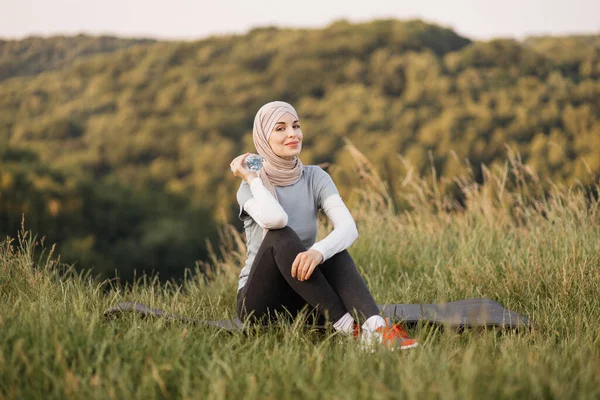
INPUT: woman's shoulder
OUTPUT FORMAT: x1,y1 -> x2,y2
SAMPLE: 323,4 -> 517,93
302,164 -> 328,176
302,164 -> 335,188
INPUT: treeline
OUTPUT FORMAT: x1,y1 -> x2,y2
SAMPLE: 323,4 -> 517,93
0,147 -> 217,280
0,19 -> 599,280
0,35 -> 155,81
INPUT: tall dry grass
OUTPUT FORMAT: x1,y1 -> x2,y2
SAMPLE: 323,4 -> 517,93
1,143 -> 599,399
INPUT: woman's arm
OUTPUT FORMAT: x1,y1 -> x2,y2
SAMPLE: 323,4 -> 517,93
309,194 -> 358,263
241,177 -> 288,229
232,153 -> 288,229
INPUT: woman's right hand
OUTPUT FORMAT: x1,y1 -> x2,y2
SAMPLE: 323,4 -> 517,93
230,153 -> 258,183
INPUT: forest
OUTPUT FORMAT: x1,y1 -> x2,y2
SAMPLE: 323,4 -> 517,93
1,19 -> 599,280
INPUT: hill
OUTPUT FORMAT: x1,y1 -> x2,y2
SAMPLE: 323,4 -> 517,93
0,19 -> 599,280
0,34 -> 155,81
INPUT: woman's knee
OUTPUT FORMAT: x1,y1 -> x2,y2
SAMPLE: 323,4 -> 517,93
265,226 -> 304,248
266,225 -> 295,237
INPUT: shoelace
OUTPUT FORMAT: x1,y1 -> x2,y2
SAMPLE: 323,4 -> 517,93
352,319 -> 410,339
352,320 -> 418,351
376,319 -> 410,341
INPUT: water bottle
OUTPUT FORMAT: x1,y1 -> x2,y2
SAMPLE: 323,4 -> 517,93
244,154 -> 264,172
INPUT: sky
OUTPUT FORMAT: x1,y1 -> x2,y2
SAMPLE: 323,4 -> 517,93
1,0 -> 599,41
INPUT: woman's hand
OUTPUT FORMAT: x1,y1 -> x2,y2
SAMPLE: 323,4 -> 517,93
230,153 -> 258,184
291,249 -> 324,281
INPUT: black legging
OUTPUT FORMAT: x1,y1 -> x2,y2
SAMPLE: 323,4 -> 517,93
236,226 -> 380,327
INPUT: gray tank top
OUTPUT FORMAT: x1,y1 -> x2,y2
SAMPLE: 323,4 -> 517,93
236,165 -> 339,291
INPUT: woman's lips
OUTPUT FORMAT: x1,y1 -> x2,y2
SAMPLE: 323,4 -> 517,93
285,142 -> 299,147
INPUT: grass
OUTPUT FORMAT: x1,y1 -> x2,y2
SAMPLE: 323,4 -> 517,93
1,146 -> 600,399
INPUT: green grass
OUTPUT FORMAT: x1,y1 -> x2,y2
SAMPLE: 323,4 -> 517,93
2,153 -> 600,399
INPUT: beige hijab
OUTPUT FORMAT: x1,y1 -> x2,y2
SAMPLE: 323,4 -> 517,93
252,101 -> 304,236
253,101 -> 304,200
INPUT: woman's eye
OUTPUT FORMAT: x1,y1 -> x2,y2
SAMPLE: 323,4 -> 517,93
294,125 -> 300,129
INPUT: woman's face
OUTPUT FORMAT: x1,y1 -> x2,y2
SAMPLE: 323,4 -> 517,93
268,112 -> 303,160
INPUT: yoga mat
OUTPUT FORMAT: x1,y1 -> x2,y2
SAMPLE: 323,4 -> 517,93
103,298 -> 532,331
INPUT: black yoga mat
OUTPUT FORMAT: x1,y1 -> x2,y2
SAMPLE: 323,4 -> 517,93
103,298 -> 532,331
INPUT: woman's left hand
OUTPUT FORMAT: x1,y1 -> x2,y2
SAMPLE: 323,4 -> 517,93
291,250 -> 324,281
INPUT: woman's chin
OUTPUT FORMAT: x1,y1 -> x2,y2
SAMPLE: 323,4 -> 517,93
279,149 -> 301,160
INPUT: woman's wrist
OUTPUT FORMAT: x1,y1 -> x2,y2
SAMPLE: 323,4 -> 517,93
245,172 -> 259,184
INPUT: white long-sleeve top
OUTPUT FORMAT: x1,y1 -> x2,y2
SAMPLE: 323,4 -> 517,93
242,176 -> 358,264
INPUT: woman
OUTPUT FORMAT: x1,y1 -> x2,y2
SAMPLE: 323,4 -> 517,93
230,101 -> 418,350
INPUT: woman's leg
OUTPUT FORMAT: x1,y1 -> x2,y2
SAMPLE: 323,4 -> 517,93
318,249 -> 381,325
236,226 -> 348,326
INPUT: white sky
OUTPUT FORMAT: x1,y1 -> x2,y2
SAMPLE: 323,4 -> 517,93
1,0 -> 599,41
